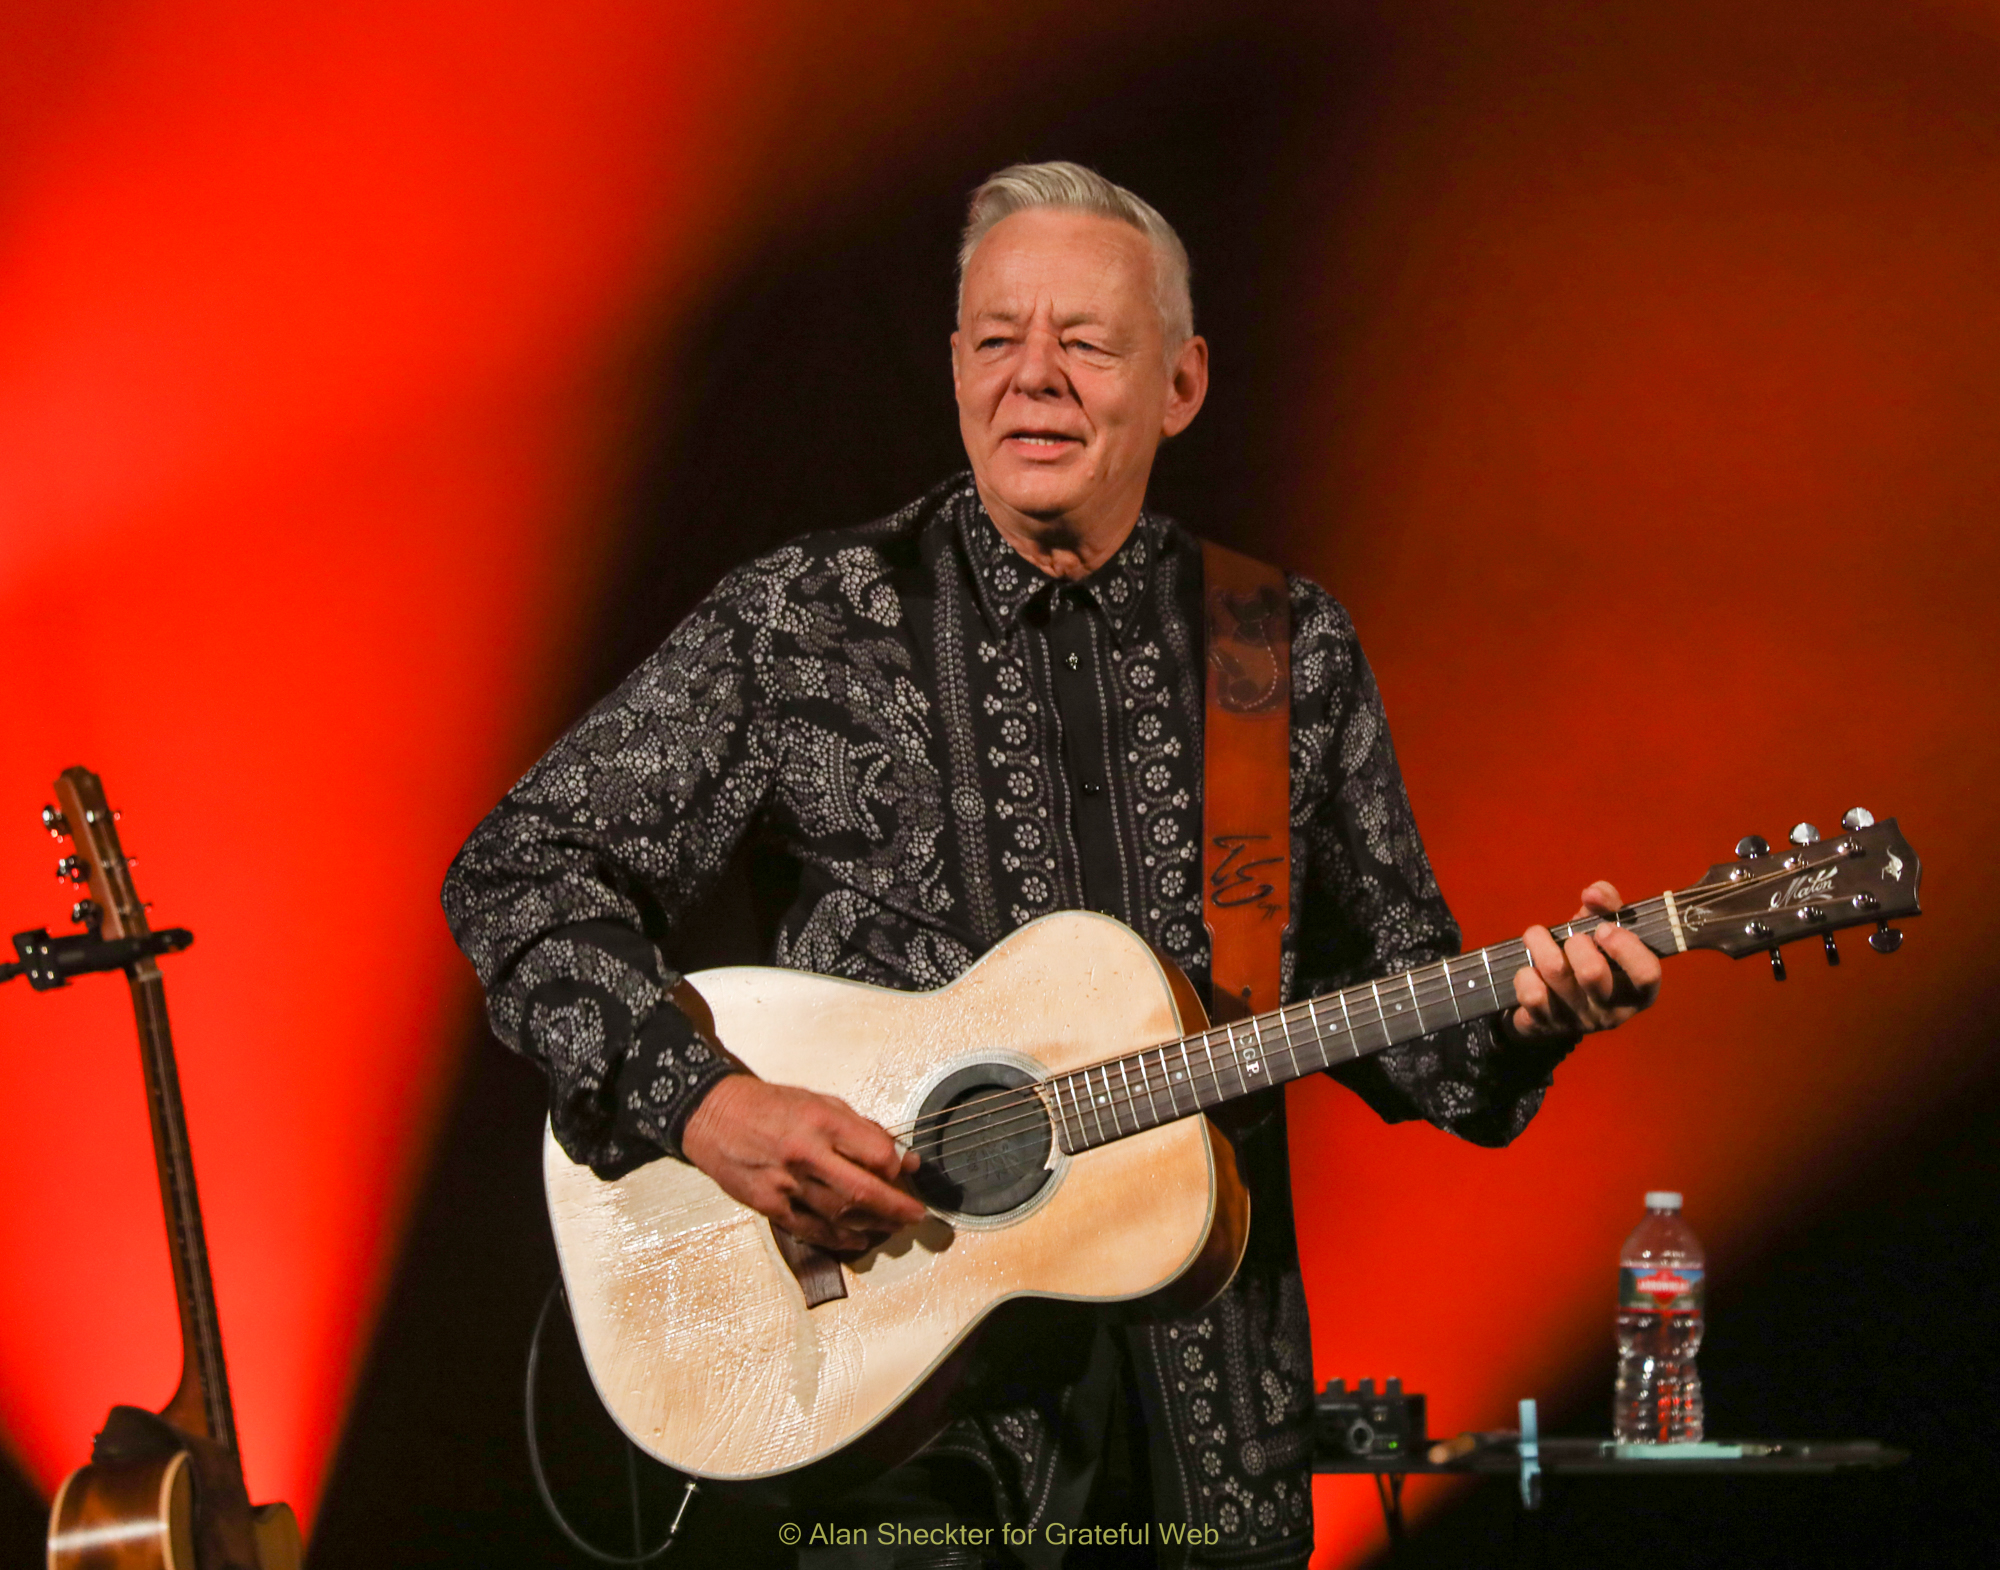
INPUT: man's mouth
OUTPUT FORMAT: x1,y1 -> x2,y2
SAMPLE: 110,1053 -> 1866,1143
1006,431 -> 1081,450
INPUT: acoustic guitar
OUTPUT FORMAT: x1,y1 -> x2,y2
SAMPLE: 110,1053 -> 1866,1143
32,769 -> 301,1570
544,811 -> 1920,1497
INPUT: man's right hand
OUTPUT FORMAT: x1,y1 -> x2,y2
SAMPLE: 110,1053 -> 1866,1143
679,1074 -> 925,1253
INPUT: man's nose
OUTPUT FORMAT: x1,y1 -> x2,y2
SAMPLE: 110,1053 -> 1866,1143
1011,328 -> 1068,397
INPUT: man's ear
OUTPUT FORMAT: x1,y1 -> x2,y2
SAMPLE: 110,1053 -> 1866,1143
949,331 -> 962,402
1161,334 -> 1210,438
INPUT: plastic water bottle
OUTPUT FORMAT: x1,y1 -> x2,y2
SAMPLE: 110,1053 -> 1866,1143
1613,1191 -> 1705,1443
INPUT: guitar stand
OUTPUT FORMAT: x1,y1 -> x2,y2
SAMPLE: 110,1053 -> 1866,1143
1,925 -> 193,989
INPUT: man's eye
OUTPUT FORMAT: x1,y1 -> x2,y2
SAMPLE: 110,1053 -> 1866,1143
979,336 -> 1011,350
1067,339 -> 1107,355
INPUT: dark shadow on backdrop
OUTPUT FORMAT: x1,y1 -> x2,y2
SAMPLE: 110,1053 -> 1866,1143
1,1455 -> 42,1563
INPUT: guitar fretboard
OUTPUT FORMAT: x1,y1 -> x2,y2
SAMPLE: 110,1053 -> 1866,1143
1043,896 -> 1683,1155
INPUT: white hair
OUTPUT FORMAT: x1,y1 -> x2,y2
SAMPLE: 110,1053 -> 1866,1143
956,160 -> 1195,354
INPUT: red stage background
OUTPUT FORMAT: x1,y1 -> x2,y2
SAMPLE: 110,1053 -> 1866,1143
2,2 -> 1997,1564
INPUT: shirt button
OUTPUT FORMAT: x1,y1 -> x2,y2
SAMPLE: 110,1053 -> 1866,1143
1081,781 -> 1103,797
1065,652 -> 1080,670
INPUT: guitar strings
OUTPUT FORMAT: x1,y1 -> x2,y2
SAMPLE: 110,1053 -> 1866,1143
892,879 -> 1818,1170
888,924 -> 1626,1167
882,849 -> 1853,1167
921,869 -> 1860,1172
878,899 -> 1679,1147
881,844 -> 1848,1146
875,923 -> 1574,1143
883,909 -> 1681,1154
909,932 -> 1635,1167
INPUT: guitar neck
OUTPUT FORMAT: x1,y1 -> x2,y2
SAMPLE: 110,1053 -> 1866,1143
53,767 -> 240,1456
1044,894 -> 1685,1155
128,958 -> 240,1453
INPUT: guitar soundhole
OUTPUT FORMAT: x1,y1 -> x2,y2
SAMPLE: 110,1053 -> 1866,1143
909,1063 -> 1053,1218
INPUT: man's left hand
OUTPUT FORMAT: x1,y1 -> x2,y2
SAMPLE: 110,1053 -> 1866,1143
1503,880 -> 1662,1044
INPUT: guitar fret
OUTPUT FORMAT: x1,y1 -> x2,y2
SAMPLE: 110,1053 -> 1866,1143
1277,1008 -> 1303,1078
1116,1058 -> 1137,1135
1082,1070 -> 1106,1147
1137,1052 -> 1162,1128
1406,970 -> 1425,1033
1337,989 -> 1356,1056
1177,1040 -> 1196,1114
1443,957 -> 1463,1024
1040,1082 -> 1065,1155
1369,978 -> 1391,1044
1199,1032 -> 1220,1111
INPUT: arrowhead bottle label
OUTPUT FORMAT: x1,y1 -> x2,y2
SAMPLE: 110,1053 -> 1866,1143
1620,1266 -> 1704,1313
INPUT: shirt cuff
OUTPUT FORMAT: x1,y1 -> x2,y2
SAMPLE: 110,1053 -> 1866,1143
598,1004 -> 743,1176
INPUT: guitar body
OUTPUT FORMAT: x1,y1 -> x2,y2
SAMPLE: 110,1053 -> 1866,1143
48,1445 -> 300,1570
47,1451 -> 193,1570
546,912 -> 1251,1494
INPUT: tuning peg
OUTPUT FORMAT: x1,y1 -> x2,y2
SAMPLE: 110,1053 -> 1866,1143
1788,823 -> 1820,847
41,805 -> 69,839
1770,948 -> 1787,981
1735,835 -> 1770,859
1823,933 -> 1840,966
70,899 -> 101,934
55,855 -> 85,883
1869,921 -> 1903,955
1841,807 -> 1875,831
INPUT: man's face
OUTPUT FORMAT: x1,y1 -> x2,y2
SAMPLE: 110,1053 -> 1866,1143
953,209 -> 1206,545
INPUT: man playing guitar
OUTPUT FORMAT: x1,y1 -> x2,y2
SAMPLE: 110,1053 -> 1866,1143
443,160 -> 1660,1567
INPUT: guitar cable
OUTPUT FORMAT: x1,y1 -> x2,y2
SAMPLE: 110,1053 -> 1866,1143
527,1279 -> 698,1563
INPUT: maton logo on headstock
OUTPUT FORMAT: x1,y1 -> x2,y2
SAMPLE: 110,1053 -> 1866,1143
1769,866 -> 1838,911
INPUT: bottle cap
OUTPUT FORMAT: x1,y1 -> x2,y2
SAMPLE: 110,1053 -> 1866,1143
1644,1190 -> 1683,1210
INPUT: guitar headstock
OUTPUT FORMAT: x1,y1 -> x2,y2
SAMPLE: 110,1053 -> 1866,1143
45,767 -> 149,941
1673,810 -> 1919,971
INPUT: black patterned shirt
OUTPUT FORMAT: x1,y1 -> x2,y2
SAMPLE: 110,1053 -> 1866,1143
442,476 -> 1568,1566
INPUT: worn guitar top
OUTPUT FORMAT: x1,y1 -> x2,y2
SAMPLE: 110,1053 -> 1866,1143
442,476 -> 1570,1564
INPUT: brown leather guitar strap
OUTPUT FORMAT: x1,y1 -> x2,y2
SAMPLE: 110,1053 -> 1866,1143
1200,540 -> 1292,1020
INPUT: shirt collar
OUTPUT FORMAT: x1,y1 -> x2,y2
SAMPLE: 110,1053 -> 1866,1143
952,483 -> 1164,646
